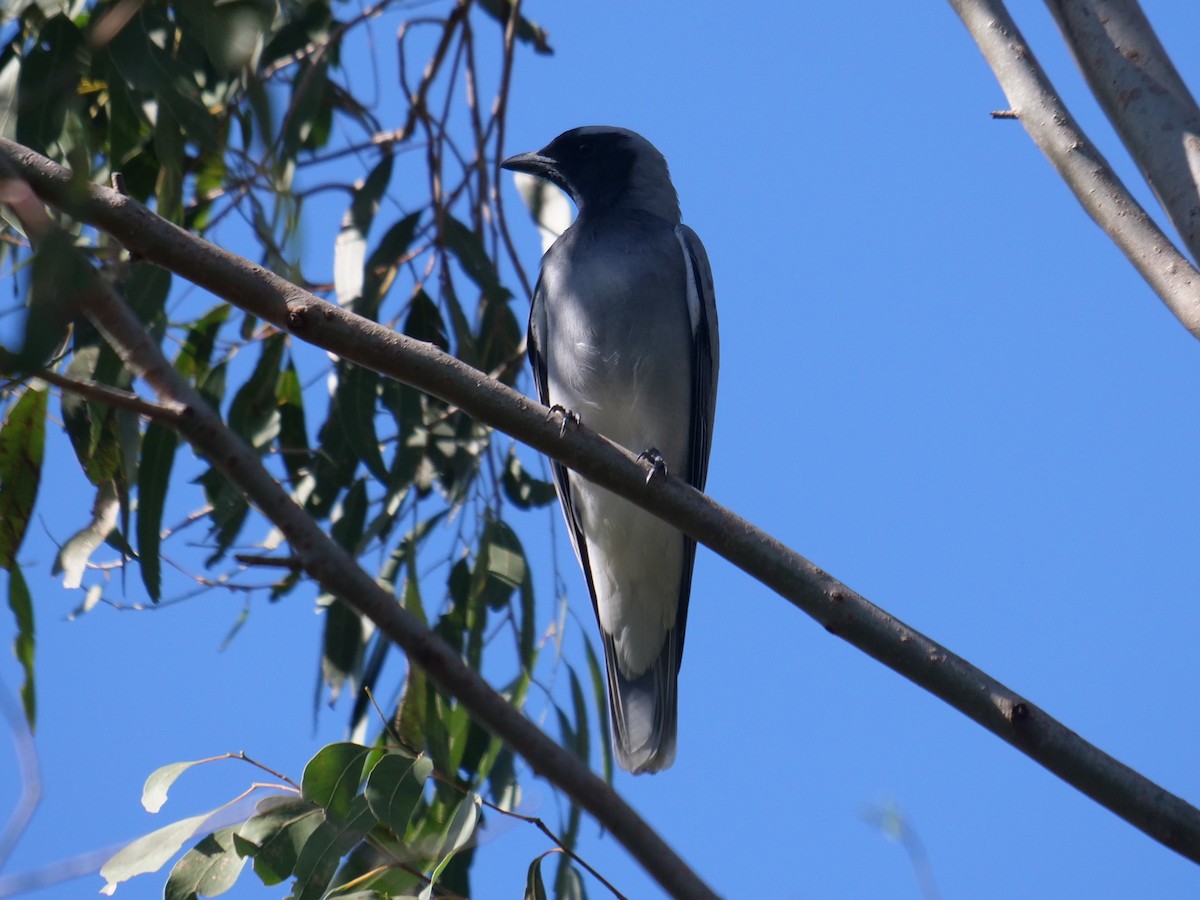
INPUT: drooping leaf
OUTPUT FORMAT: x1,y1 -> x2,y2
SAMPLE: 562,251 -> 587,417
319,594 -> 367,707
475,0 -> 553,54
524,853 -> 551,900
228,332 -> 286,452
143,757 -> 219,814
335,152 -> 394,308
100,808 -> 224,895
289,793 -> 376,900
553,858 -> 586,900
153,105 -> 185,224
163,825 -> 247,900
125,261 -> 172,331
281,57 -> 332,156
361,212 -> 421,317
233,796 -> 323,887
175,304 -> 231,387
474,517 -> 527,611
501,446 -> 556,510
106,10 -> 221,153
0,384 -> 47,569
7,564 -> 34,729
301,742 -> 373,820
334,363 -> 387,481
15,14 -> 84,155
443,215 -> 509,304
566,664 -> 590,768
420,793 -> 480,900
197,466 -> 249,564
11,229 -> 84,372
487,746 -> 520,814
176,1 -> 273,74
582,637 -> 613,784
363,751 -> 427,835
137,421 -> 178,601
275,357 -> 310,487
401,287 -> 449,351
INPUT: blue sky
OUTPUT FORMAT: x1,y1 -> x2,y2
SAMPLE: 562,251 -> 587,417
4,1 -> 1200,898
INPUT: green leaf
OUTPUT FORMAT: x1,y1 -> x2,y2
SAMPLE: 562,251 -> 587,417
153,105 -> 185,224
502,446 -> 556,509
164,825 -> 247,900
7,564 -> 34,729
475,0 -> 553,54
228,333 -> 286,452
137,421 -> 178,601
143,757 -> 218,814
100,808 -> 224,894
10,229 -> 84,372
524,853 -> 550,900
443,216 -> 510,303
301,743 -> 373,820
196,465 -> 249,564
554,858 -> 586,900
319,595 -> 367,706
475,518 -> 527,611
363,751 -> 427,835
0,384 -> 47,569
487,746 -> 520,813
175,304 -> 231,385
361,212 -> 421,317
281,57 -> 331,156
275,357 -> 310,487
420,794 -> 480,900
107,10 -> 221,153
335,153 -> 394,308
401,288 -> 449,351
582,637 -> 613,784
15,14 -> 84,154
289,793 -> 376,900
126,261 -> 172,331
176,1 -> 273,73
234,796 -> 323,886
334,363 -> 387,481
566,664 -> 590,767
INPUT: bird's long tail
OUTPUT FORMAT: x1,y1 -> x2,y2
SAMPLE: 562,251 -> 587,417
604,628 -> 680,774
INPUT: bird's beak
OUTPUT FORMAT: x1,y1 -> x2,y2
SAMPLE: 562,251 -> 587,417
500,150 -> 557,180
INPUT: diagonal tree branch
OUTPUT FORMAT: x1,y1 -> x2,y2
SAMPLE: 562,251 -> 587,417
3,138 -> 1200,866
1043,0 -> 1200,262
0,165 -> 718,900
949,0 -> 1200,337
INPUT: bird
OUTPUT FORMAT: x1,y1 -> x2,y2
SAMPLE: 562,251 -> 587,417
502,127 -> 719,773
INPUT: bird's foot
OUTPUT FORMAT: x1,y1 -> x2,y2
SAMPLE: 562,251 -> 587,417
547,403 -> 580,437
637,447 -> 668,484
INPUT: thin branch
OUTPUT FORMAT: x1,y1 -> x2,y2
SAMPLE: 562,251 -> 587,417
0,676 -> 40,869
1043,0 -> 1200,260
37,369 -> 181,423
948,0 -> 1200,336
0,156 -> 719,900
4,137 -> 1198,866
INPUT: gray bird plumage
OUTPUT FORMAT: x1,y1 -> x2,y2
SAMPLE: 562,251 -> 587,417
503,127 -> 719,773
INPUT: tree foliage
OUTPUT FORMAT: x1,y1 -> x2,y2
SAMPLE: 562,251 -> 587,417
0,0 -> 606,896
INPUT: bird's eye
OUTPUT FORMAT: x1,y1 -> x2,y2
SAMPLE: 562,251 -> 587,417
577,142 -> 593,157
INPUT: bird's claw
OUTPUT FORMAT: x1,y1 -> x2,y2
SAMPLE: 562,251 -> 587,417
547,403 -> 580,437
637,447 -> 668,484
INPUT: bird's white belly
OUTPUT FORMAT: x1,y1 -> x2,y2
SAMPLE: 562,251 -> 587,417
549,350 -> 689,678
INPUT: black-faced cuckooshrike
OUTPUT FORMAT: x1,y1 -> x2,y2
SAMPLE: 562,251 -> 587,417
503,127 -> 719,773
